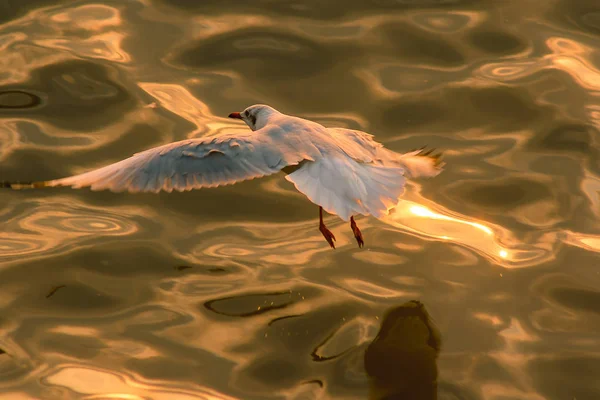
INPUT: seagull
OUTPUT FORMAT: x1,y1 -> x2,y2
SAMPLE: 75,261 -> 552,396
2,104 -> 443,249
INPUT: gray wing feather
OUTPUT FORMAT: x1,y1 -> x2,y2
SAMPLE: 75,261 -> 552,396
48,129 -> 310,193
327,127 -> 390,164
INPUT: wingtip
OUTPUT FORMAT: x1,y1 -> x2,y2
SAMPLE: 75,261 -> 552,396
0,181 -> 48,190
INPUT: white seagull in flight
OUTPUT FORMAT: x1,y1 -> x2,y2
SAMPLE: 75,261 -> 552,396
2,104 -> 443,249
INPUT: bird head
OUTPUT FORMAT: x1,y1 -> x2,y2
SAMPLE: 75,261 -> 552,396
228,104 -> 279,131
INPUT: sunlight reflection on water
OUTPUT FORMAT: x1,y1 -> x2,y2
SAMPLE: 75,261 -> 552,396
44,365 -> 236,399
383,199 -> 555,269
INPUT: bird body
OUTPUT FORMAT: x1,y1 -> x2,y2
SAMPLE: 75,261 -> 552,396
2,104 -> 443,248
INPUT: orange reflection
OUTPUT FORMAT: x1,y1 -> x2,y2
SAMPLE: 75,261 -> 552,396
36,5 -> 130,62
382,200 -> 554,269
408,10 -> 482,33
0,4 -> 130,86
0,394 -> 39,400
545,37 -> 600,91
138,82 -> 245,138
588,105 -> 600,131
473,312 -> 504,327
49,5 -> 121,31
478,36 -> 600,93
44,365 -> 236,399
564,230 -> 600,253
580,168 -> 600,218
483,319 -> 542,400
338,278 -> 420,299
477,61 -> 540,82
35,31 -> 130,63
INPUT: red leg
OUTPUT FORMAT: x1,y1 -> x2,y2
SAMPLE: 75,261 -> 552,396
319,206 -> 336,249
350,216 -> 364,248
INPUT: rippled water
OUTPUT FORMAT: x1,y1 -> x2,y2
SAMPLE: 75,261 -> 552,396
1,0 -> 599,399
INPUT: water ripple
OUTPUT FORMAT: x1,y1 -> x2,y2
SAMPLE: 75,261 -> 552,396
0,0 -> 599,398
0,197 -> 144,266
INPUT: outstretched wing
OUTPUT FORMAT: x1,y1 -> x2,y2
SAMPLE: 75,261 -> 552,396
37,128 -> 315,193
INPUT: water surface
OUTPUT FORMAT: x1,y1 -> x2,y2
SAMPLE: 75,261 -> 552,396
1,0 -> 600,399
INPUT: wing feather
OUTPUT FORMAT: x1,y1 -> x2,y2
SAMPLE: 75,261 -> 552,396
46,128 -> 314,193
328,127 -> 444,178
327,127 -> 388,164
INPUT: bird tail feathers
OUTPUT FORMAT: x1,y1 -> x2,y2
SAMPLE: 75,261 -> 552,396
395,147 -> 444,179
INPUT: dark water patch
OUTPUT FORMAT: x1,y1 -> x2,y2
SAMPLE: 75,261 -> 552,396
468,87 -> 541,127
377,21 -> 465,67
4,60 -> 137,130
381,99 -> 446,132
529,356 -> 600,400
0,90 -> 42,109
377,85 -> 549,136
467,30 -> 526,55
158,0 -> 482,20
174,28 -> 339,80
437,382 -> 479,400
377,65 -> 457,93
204,291 -> 300,318
549,0 -> 600,37
245,357 -> 306,389
550,287 -> 600,315
0,152 -> 65,182
581,11 -> 600,34
39,333 -> 106,359
128,356 -> 213,381
60,243 -> 177,277
528,123 -> 594,154
452,178 -> 552,211
42,283 -> 121,311
173,28 -> 379,115
470,355 -> 514,384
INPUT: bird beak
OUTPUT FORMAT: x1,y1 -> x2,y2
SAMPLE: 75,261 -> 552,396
228,112 -> 242,119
